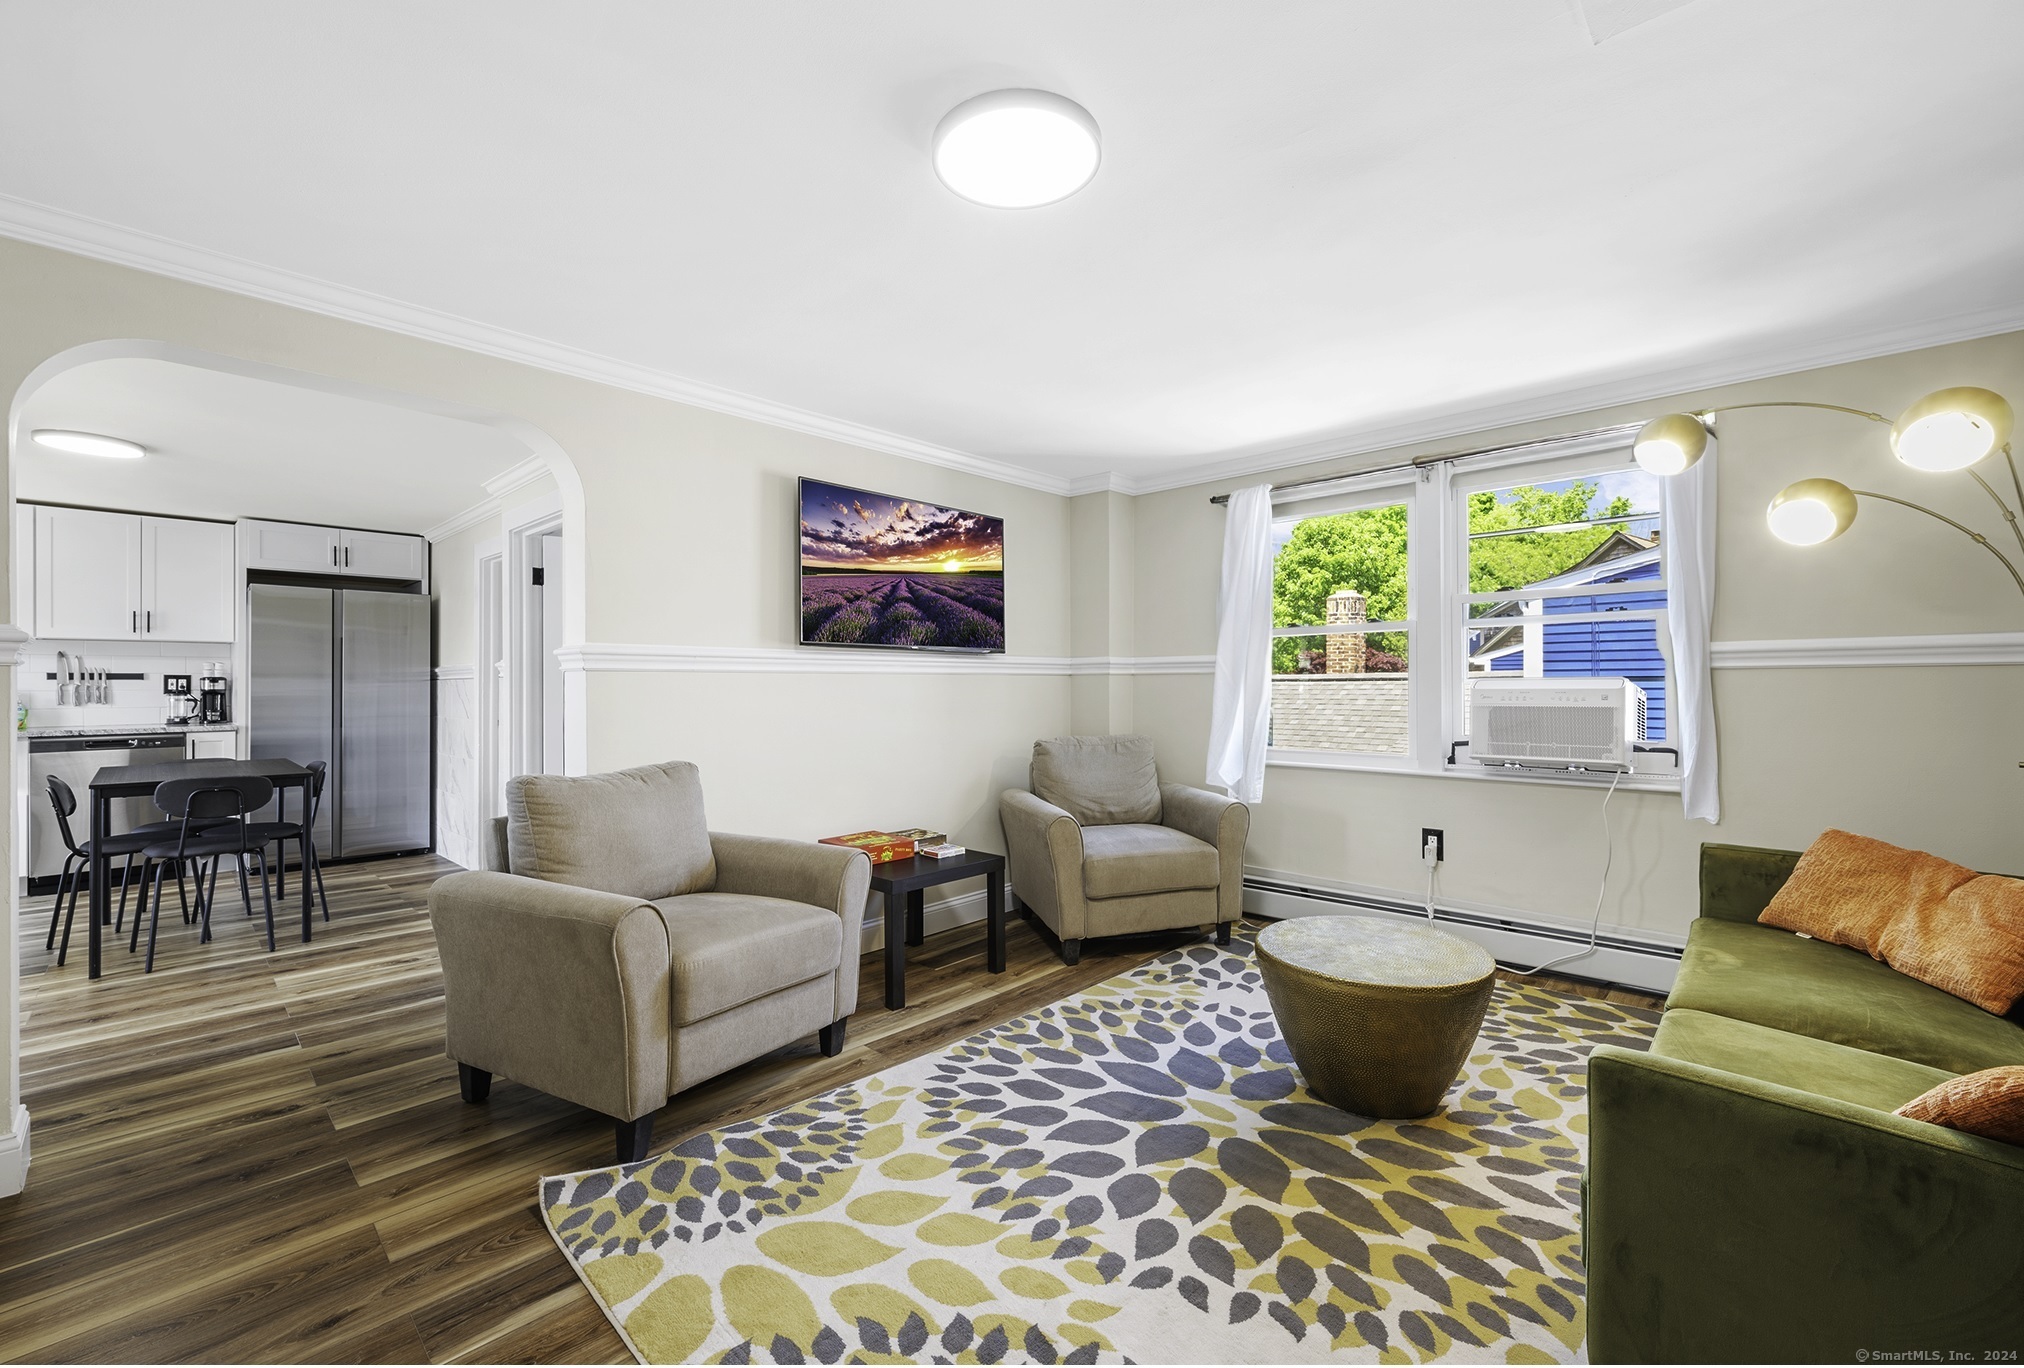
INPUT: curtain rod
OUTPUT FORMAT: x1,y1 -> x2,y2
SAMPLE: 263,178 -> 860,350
1206,422 -> 1645,505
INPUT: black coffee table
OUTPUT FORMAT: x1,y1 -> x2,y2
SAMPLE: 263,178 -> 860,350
867,848 -> 1006,1010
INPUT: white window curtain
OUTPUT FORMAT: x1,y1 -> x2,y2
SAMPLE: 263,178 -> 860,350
1663,446 -> 1720,821
1206,483 -> 1275,803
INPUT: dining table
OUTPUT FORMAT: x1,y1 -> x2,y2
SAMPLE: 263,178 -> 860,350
84,757 -> 317,979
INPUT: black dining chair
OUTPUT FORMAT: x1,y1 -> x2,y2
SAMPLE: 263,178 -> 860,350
246,759 -> 328,922
42,775 -> 193,967
130,776 -> 277,972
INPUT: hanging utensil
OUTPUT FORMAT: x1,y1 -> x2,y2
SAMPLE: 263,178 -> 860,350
55,650 -> 69,706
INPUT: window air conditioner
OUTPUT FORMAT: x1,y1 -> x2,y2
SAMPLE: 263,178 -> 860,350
1468,677 -> 1646,772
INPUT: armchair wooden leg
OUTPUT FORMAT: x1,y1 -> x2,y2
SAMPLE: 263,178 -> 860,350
819,1018 -> 847,1057
1060,938 -> 1082,967
1216,921 -> 1233,946
615,1114 -> 654,1165
458,1063 -> 492,1103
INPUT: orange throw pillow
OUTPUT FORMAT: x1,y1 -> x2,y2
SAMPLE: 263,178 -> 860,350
1896,1066 -> 2024,1146
1875,874 -> 2024,1016
1758,829 -> 1977,956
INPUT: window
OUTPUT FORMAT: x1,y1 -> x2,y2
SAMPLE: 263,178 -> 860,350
1268,494 -> 1414,760
1265,438 -> 1677,784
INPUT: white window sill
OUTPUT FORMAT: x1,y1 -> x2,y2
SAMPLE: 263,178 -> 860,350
1267,748 -> 1684,793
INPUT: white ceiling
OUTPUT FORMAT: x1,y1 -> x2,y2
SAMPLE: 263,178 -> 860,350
3,1 -> 2023,494
16,358 -> 531,533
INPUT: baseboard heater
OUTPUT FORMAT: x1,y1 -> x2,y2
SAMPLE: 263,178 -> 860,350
1243,874 -> 1682,996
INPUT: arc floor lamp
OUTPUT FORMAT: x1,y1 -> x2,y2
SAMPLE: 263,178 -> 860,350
1631,387 -> 2024,601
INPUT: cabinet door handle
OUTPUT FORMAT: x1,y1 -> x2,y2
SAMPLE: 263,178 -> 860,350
331,545 -> 338,566
343,545 -> 349,568
131,610 -> 137,633
145,609 -> 152,633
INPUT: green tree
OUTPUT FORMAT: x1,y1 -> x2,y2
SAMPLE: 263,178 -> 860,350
1270,482 -> 1635,672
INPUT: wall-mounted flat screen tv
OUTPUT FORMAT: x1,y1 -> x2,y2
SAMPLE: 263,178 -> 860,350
799,477 -> 1005,653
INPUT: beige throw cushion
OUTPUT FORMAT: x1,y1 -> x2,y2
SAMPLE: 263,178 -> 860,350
1896,1066 -> 2024,1146
1758,829 -> 1975,956
507,761 -> 717,901
1031,735 -> 1162,826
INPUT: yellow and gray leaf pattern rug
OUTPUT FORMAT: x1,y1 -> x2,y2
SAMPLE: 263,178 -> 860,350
541,931 -> 1657,1364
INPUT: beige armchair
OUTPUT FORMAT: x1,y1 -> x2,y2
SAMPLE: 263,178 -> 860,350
999,736 -> 1249,965
429,761 -> 870,1163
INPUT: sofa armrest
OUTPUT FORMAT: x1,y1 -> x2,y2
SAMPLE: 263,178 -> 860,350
1698,842 -> 1801,923
429,870 -> 672,1122
1586,1044 -> 2024,1364
1159,783 -> 1250,925
711,832 -> 870,920
999,789 -> 1086,940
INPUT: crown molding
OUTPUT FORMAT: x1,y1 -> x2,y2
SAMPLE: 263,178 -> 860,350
482,454 -> 551,500
1711,632 -> 2024,669
0,193 -> 1071,497
11,192 -> 2023,508
1102,297 -> 2024,498
433,664 -> 477,681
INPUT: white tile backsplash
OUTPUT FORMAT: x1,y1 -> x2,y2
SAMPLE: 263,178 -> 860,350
20,639 -> 231,729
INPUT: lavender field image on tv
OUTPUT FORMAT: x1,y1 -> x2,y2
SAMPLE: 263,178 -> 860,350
800,479 -> 1005,651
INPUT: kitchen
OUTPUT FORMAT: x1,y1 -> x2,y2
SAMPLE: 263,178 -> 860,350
12,348 -> 550,975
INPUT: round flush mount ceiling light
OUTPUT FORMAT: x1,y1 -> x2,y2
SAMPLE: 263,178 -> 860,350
1889,386 -> 2012,472
30,429 -> 146,459
933,89 -> 1101,208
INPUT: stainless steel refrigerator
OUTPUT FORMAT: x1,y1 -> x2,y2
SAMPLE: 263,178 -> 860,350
247,584 -> 431,859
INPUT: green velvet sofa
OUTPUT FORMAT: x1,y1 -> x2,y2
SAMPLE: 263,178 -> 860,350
1585,843 -> 2024,1364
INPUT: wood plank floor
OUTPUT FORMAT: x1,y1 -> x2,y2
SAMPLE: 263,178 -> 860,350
3,854 -> 1660,1364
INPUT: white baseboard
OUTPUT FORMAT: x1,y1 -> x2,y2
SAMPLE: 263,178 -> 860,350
1243,868 -> 1682,996
0,1104 -> 30,1197
856,884 -> 998,955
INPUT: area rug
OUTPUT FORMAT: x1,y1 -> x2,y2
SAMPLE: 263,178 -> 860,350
540,931 -> 1658,1364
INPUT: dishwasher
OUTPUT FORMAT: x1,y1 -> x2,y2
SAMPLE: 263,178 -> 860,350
28,734 -> 189,893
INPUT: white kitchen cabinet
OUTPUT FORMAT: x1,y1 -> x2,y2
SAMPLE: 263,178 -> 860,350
240,518 -> 425,584
141,517 -> 235,642
187,730 -> 238,760
36,505 -> 142,639
241,519 -> 341,574
32,505 -> 237,642
339,528 -> 427,581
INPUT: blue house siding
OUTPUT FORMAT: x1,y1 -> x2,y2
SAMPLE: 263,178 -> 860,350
1541,558 -> 1666,739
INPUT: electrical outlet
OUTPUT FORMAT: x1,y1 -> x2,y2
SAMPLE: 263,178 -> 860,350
162,674 -> 192,695
1421,828 -> 1445,864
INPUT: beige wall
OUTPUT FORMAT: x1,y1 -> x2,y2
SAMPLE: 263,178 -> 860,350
428,478 -> 558,671
1130,330 -> 2024,939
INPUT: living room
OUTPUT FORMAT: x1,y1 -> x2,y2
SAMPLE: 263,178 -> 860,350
2,4 -> 2020,1364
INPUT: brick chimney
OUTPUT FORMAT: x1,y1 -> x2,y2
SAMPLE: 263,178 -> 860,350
1325,588 -> 1367,674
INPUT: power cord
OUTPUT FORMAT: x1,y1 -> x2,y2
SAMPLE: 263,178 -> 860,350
1423,858 -> 1438,922
1505,767 -> 1623,978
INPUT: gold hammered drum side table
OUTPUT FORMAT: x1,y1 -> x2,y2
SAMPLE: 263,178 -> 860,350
1256,916 -> 1498,1118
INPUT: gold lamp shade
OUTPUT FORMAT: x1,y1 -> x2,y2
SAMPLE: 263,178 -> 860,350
1767,478 -> 1859,546
1632,412 -> 1710,476
1890,387 -> 2013,472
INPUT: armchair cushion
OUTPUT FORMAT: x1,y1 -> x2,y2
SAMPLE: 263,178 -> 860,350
651,892 -> 844,1026
507,761 -> 716,901
1081,824 -> 1220,900
1031,735 -> 1161,826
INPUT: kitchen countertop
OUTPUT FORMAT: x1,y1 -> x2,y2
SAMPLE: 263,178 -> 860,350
18,723 -> 240,740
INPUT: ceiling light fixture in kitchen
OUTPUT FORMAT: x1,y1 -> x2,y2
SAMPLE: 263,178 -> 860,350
933,89 -> 1101,208
30,429 -> 146,459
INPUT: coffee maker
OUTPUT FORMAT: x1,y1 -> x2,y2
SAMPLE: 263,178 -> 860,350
198,664 -> 231,725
